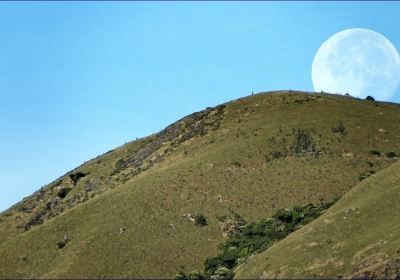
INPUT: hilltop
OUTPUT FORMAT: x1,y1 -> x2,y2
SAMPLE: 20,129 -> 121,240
0,90 -> 399,278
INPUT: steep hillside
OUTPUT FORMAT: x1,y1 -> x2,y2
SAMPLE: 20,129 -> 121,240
0,91 -> 399,277
236,158 -> 400,279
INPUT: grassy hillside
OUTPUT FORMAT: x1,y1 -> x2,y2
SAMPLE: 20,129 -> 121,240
235,158 -> 400,279
1,91 -> 399,277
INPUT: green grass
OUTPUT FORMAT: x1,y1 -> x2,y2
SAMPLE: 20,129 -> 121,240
0,91 -> 400,278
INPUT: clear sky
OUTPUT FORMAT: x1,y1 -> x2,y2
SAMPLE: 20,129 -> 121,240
1,1 -> 400,212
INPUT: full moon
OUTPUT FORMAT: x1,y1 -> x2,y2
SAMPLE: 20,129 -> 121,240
312,28 -> 400,101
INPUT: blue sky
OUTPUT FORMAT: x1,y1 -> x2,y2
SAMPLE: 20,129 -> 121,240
1,2 -> 400,212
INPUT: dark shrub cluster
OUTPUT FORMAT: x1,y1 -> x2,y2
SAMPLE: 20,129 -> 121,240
57,187 -> 72,199
369,149 -> 382,156
57,235 -> 69,249
69,171 -> 87,185
57,240 -> 67,249
195,214 -> 208,227
176,200 -> 338,279
386,152 -> 397,158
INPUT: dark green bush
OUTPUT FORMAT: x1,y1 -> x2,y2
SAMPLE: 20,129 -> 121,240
205,257 -> 222,273
180,200 -> 337,279
188,270 -> 206,280
57,235 -> 69,249
369,149 -> 382,156
173,272 -> 188,280
195,214 -> 208,226
208,200 -> 336,276
231,161 -> 241,168
57,187 -> 72,199
69,171 -> 87,185
57,240 -> 67,249
386,152 -> 397,158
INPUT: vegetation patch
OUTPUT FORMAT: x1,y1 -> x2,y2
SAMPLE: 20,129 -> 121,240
386,152 -> 397,158
195,214 -> 208,227
57,235 -> 69,249
69,172 -> 87,185
359,170 -> 375,181
231,161 -> 241,168
369,149 -> 382,157
57,187 -> 72,199
331,121 -> 347,135
175,200 -> 337,279
265,151 -> 286,162
291,129 -> 318,154
114,158 -> 126,172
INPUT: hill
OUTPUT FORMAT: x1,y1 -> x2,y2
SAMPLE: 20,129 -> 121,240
0,90 -> 399,278
235,158 -> 400,279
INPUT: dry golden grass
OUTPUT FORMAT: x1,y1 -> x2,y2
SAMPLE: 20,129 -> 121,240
1,91 -> 399,277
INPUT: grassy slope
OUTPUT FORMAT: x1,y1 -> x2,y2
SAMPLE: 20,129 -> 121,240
236,159 -> 400,279
1,91 -> 400,277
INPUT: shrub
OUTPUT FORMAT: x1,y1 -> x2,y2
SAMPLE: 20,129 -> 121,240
275,208 -> 299,224
365,96 -> 375,101
57,187 -> 72,199
291,129 -> 318,154
188,270 -> 206,280
331,121 -> 347,135
195,214 -> 208,226
386,152 -> 397,158
173,272 -> 188,280
57,235 -> 69,249
205,257 -> 222,274
69,172 -> 87,185
210,267 -> 234,280
369,149 -> 382,156
231,161 -> 241,168
57,240 -> 67,249
179,200 -> 337,280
